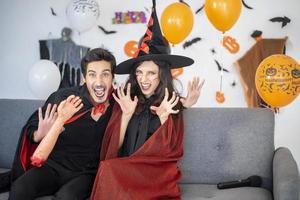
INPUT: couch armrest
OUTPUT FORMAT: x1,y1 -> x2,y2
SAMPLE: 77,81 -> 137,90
273,147 -> 299,200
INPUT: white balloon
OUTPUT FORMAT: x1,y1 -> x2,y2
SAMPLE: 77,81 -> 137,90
66,0 -> 100,33
28,60 -> 61,99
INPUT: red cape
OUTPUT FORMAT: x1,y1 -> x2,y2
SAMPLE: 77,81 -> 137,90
90,104 -> 184,200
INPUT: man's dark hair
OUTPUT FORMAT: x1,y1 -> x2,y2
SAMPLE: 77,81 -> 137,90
81,48 -> 116,77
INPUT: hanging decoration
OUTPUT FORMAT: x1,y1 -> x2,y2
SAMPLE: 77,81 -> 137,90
242,0 -> 253,9
216,91 -> 225,103
222,36 -> 240,54
196,4 -> 205,14
97,26 -> 117,34
231,81 -> 237,87
171,68 -> 184,78
236,37 -> 287,108
270,16 -> 291,28
66,0 -> 100,33
112,11 -> 147,24
50,7 -> 57,16
183,37 -> 202,49
251,30 -> 263,41
124,40 -> 138,58
39,27 -> 89,89
215,60 -> 229,73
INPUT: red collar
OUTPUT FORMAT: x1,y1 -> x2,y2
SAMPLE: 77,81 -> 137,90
93,103 -> 106,115
90,87 -> 114,115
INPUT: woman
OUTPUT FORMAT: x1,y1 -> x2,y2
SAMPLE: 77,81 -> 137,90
90,1 -> 204,199
116,60 -> 203,157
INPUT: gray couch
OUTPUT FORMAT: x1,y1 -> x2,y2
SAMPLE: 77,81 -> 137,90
0,99 -> 299,200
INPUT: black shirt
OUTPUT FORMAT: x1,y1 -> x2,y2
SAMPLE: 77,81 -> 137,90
119,98 -> 161,157
47,99 -> 114,172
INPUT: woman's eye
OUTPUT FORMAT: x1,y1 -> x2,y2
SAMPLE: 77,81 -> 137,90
136,71 -> 142,76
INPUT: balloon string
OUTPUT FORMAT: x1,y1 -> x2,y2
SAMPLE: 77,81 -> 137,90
48,32 -> 53,61
220,33 -> 224,92
220,73 -> 223,92
78,31 -> 83,59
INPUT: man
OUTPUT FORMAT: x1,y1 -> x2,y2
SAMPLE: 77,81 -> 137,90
9,48 -> 116,200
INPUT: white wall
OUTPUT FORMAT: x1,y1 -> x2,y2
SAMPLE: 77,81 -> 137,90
0,0 -> 299,167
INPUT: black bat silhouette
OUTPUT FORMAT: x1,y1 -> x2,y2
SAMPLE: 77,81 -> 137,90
211,48 -> 216,54
270,16 -> 291,28
251,30 -> 262,39
231,81 -> 236,87
242,0 -> 253,9
50,7 -> 57,16
183,37 -> 202,49
214,60 -> 229,73
179,0 -> 190,7
144,7 -> 150,13
196,4 -> 205,14
98,26 -> 117,34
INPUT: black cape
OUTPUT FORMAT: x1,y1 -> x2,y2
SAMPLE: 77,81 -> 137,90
10,85 -> 94,183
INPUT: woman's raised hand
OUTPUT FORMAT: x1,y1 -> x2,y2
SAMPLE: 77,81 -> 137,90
150,88 -> 179,124
113,83 -> 138,117
180,77 -> 205,108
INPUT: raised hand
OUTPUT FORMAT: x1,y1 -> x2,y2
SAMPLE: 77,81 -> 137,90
112,83 -> 138,117
34,103 -> 58,142
150,88 -> 180,124
180,77 -> 205,108
56,95 -> 83,123
31,95 -> 83,166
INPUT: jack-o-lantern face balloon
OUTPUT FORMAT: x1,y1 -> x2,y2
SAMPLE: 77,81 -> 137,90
292,69 -> 300,78
255,54 -> 300,107
266,67 -> 277,76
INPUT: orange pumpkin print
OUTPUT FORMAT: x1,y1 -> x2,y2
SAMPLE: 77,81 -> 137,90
216,91 -> 225,103
171,68 -> 184,78
222,36 -> 240,54
124,40 -> 138,58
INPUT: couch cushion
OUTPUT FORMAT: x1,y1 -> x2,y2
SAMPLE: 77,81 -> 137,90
0,99 -> 44,168
179,108 -> 274,191
0,192 -> 52,200
180,184 -> 272,200
0,192 -> 8,200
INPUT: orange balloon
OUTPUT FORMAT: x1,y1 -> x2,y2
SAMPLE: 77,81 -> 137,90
205,0 -> 242,32
124,40 -> 138,58
255,54 -> 300,107
161,2 -> 194,44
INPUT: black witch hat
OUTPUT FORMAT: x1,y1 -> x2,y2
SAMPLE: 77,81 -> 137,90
115,0 -> 194,74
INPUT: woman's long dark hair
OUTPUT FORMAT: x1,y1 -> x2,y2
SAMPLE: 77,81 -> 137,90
126,60 -> 183,114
